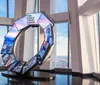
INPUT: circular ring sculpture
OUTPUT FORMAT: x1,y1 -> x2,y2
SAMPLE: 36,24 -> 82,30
1,13 -> 54,75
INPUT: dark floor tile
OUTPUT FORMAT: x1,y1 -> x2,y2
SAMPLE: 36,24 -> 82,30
0,71 -> 99,85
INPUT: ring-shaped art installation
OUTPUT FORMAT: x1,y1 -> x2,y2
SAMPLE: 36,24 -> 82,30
1,13 -> 54,75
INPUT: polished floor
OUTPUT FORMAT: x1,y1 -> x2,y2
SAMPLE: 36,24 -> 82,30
0,71 -> 99,85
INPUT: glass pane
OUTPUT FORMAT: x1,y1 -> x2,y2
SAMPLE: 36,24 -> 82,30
0,26 -> 7,66
50,0 -> 68,14
8,26 -> 12,30
15,16 -> 28,30
9,0 -> 15,18
38,13 -> 53,28
5,25 -> 19,41
0,0 -> 7,17
55,22 -> 69,69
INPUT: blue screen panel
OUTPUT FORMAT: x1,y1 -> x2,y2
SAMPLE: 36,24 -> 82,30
8,61 -> 18,71
1,54 -> 6,58
38,13 -> 53,28
1,38 -> 14,54
44,25 -> 53,46
15,16 -> 28,31
5,55 -> 17,67
2,54 -> 11,65
13,61 -> 26,73
5,24 -> 19,42
22,56 -> 37,74
38,41 -> 49,61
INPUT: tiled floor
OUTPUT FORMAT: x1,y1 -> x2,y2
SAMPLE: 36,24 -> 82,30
0,71 -> 99,85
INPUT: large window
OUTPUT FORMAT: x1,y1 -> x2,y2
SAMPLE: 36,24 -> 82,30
55,22 -> 71,69
50,0 -> 68,14
0,26 -> 7,66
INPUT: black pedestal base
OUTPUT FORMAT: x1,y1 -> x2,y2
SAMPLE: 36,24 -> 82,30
1,71 -> 55,81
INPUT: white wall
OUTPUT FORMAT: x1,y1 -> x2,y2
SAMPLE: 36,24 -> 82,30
23,0 -> 35,61
78,0 -> 99,74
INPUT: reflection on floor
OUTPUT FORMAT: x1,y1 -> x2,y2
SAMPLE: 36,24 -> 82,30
0,71 -> 99,85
